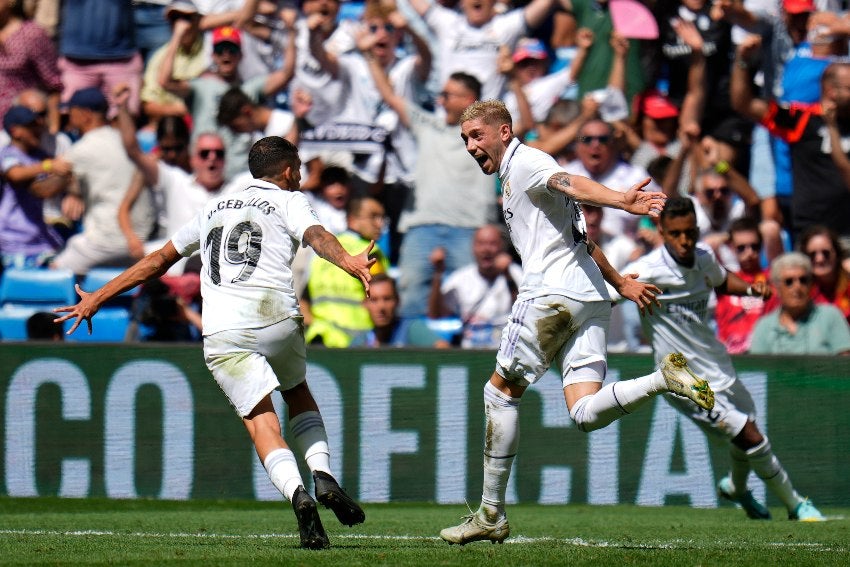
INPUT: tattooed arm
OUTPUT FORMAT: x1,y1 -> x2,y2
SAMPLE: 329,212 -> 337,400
303,225 -> 376,294
547,172 -> 667,218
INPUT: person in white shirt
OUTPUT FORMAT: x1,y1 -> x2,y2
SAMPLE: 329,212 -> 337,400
54,137 -> 374,549
616,197 -> 825,522
439,100 -> 715,546
428,223 -> 521,349
407,0 -> 562,100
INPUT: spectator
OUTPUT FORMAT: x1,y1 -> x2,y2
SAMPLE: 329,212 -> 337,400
116,84 -> 233,274
350,274 -> 451,348
141,0 -> 207,121
688,166 -> 747,260
0,106 -> 71,269
160,24 -> 291,179
128,277 -> 202,341
428,224 -> 520,349
302,196 -> 390,347
407,0 -> 561,101
562,0 -> 646,101
800,225 -> 850,323
0,0 -> 62,132
306,165 -> 350,235
51,87 -> 156,275
26,311 -> 63,340
312,4 -> 431,263
566,117 -> 657,239
501,32 -> 591,130
732,52 -> 850,244
715,217 -> 775,354
216,85 -> 308,176
0,88 -> 74,240
57,0 -> 143,117
362,56 -> 498,318
750,252 -> 850,354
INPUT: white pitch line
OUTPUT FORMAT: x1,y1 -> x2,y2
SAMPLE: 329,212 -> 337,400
0,529 -> 845,551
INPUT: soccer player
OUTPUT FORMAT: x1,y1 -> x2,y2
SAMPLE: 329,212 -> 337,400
54,137 -> 371,549
616,197 -> 824,522
439,100 -> 715,545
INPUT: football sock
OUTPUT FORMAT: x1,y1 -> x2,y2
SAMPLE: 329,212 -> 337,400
263,448 -> 303,501
569,363 -> 663,432
289,411 -> 332,475
480,381 -> 520,519
747,438 -> 802,510
728,445 -> 751,495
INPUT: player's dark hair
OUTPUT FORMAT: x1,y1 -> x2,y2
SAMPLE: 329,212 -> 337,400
248,136 -> 299,179
659,196 -> 695,222
217,87 -> 252,126
448,72 -> 482,100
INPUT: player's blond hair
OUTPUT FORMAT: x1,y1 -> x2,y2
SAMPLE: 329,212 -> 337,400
460,100 -> 513,130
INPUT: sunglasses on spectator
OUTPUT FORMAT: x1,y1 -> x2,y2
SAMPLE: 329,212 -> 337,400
578,135 -> 611,145
213,43 -> 240,56
781,275 -> 811,287
198,148 -> 225,160
369,23 -> 395,33
703,187 -> 731,198
735,243 -> 760,253
806,248 -> 833,260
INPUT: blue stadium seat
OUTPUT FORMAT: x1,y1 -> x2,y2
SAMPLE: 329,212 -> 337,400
0,268 -> 77,307
81,267 -> 138,296
425,317 -> 464,342
67,307 -> 131,343
337,1 -> 364,21
0,305 -> 40,340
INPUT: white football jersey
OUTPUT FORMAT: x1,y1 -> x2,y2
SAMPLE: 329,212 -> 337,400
499,138 -> 609,302
170,179 -> 321,335
621,243 -> 736,390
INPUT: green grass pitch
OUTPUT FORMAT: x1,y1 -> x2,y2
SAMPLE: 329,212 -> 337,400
1,497 -> 847,565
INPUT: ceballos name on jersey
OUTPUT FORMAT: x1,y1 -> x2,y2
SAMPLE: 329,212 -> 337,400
207,197 -> 276,219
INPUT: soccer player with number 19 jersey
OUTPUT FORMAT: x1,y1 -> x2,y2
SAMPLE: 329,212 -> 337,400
56,137 -> 373,549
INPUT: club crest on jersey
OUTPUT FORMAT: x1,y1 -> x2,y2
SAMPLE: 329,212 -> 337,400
503,180 -> 511,198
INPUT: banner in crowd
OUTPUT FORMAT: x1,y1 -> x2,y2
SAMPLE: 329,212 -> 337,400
1,345 -> 847,507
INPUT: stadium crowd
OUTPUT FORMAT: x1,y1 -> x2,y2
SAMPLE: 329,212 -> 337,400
2,0 -> 850,354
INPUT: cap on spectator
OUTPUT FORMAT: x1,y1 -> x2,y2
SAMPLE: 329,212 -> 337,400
782,0 -> 815,14
165,0 -> 199,19
63,87 -> 109,113
639,89 -> 679,120
212,26 -> 241,48
3,105 -> 39,133
513,38 -> 548,63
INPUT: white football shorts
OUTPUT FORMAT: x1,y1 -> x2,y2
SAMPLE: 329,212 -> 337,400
496,295 -> 610,387
664,379 -> 755,440
203,317 -> 307,417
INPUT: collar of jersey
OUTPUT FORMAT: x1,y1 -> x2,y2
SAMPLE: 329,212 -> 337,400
499,137 -> 522,181
245,179 -> 282,191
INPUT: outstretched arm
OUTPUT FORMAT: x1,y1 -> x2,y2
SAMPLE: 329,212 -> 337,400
54,242 -> 182,334
588,241 -> 661,315
547,173 -> 666,217
303,225 -> 377,294
715,271 -> 772,299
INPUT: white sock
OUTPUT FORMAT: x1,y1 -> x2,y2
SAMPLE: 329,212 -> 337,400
263,448 -> 303,501
728,445 -> 751,495
289,411 -> 331,475
480,381 -> 520,519
747,438 -> 802,511
569,363 -> 664,432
